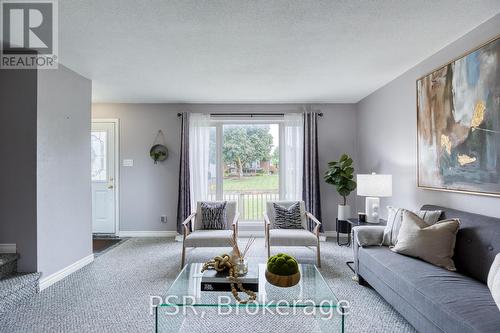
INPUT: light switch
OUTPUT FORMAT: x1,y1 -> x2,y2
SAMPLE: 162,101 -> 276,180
123,159 -> 134,167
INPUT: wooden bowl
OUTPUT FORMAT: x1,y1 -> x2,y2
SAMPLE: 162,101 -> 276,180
265,269 -> 301,288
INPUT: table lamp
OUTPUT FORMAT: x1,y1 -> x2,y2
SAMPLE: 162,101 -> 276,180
357,173 -> 392,223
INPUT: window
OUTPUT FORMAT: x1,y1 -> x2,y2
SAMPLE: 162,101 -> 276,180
91,131 -> 107,181
208,119 -> 281,221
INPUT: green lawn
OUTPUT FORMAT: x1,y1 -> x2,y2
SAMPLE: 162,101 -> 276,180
223,174 -> 278,191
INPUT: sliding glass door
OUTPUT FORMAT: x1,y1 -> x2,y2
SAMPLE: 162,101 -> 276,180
208,118 -> 281,222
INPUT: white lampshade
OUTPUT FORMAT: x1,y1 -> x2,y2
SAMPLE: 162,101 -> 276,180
357,173 -> 392,197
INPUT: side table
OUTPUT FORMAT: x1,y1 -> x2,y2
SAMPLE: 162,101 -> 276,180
336,219 -> 352,246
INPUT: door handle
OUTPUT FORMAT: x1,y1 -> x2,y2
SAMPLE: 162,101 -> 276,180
107,178 -> 114,189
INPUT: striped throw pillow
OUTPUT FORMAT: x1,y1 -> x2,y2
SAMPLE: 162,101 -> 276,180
382,206 -> 442,246
201,201 -> 227,230
273,202 -> 302,229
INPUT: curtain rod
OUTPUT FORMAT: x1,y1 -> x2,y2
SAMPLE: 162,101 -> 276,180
177,112 -> 323,117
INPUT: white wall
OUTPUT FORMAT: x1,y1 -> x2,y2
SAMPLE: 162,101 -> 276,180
92,103 -> 357,232
37,65 -> 93,278
356,14 -> 500,218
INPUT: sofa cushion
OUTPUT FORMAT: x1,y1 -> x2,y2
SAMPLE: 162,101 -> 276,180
487,253 -> 500,310
200,201 -> 227,230
421,205 -> 500,284
184,230 -> 233,247
266,201 -> 306,229
269,229 -> 317,246
195,201 -> 237,231
273,202 -> 303,229
391,210 -> 460,270
359,247 -> 500,333
382,206 -> 442,246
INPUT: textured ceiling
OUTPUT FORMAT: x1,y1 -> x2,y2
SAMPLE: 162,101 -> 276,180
58,1 -> 500,103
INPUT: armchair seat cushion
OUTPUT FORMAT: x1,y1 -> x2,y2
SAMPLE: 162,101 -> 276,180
269,229 -> 317,246
184,230 -> 233,247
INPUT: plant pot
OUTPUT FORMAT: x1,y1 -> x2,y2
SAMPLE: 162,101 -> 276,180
338,204 -> 351,221
265,270 -> 301,288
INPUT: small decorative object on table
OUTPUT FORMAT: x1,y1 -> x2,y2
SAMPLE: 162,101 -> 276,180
201,254 -> 256,304
229,236 -> 255,276
265,253 -> 300,287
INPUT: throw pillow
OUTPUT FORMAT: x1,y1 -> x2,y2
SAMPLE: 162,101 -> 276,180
201,201 -> 227,230
391,210 -> 460,270
487,253 -> 500,310
382,206 -> 442,246
273,202 -> 302,229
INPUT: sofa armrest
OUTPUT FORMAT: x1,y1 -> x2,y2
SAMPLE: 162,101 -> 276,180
352,226 -> 385,278
353,226 -> 385,247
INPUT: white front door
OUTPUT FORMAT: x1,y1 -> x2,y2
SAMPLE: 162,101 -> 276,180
91,121 -> 116,234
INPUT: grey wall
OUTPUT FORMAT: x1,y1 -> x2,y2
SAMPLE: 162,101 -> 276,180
92,104 -> 182,233
356,14 -> 500,219
37,65 -> 93,278
0,69 -> 38,272
92,103 -> 357,232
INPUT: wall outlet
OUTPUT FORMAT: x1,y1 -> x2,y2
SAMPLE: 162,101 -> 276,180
160,215 -> 167,223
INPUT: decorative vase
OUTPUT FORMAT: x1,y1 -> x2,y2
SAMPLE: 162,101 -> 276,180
338,204 -> 351,221
265,270 -> 301,288
234,258 -> 248,276
229,249 -> 239,265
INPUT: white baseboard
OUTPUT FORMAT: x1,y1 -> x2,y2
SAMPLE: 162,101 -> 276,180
0,244 -> 16,253
118,231 -> 177,238
39,254 -> 94,291
324,231 -> 349,240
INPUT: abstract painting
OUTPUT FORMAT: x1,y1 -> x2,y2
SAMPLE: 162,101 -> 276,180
417,36 -> 500,196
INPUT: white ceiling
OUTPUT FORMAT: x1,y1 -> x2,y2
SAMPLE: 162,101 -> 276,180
58,1 -> 500,103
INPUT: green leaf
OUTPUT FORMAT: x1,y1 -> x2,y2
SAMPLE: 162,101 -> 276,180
346,180 -> 357,191
342,159 -> 352,167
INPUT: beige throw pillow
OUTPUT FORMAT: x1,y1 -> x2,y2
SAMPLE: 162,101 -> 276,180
382,207 -> 442,246
391,210 -> 460,271
487,253 -> 500,310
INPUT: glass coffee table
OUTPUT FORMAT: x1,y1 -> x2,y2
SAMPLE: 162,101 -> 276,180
156,263 -> 345,332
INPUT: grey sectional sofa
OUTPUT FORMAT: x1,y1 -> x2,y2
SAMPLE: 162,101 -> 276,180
353,205 -> 500,333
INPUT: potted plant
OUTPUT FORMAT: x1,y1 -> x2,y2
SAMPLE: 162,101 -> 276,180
324,153 -> 357,221
265,253 -> 300,287
150,144 -> 168,164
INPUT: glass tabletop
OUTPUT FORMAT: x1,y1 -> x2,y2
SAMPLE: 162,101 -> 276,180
160,263 -> 340,308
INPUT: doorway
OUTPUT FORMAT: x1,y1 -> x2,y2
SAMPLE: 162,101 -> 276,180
91,119 -> 119,234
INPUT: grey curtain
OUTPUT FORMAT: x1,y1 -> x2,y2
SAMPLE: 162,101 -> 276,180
303,108 -> 322,232
176,112 -> 191,234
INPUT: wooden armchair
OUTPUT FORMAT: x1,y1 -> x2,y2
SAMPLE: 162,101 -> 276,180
264,201 -> 321,267
180,201 -> 239,269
